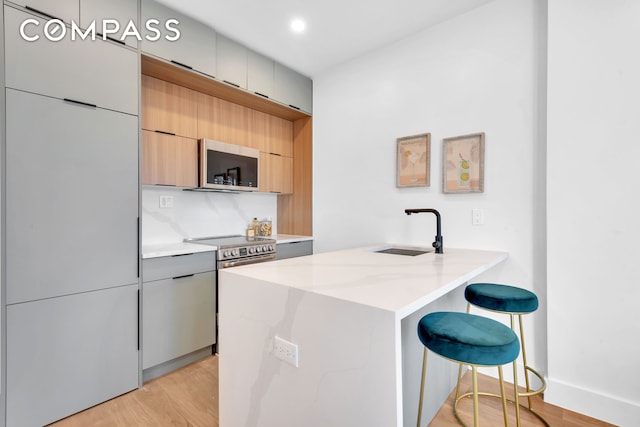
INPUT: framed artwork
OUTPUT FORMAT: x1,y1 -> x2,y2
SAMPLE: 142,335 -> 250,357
442,132 -> 485,193
396,133 -> 430,187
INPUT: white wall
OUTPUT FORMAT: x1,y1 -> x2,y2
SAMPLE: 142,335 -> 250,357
142,187 -> 277,244
313,0 -> 547,385
546,1 -> 640,425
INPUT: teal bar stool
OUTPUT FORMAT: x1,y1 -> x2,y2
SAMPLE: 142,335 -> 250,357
417,311 -> 521,427
463,283 -> 548,425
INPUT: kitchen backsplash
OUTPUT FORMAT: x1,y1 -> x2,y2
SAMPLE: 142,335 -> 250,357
142,187 -> 278,244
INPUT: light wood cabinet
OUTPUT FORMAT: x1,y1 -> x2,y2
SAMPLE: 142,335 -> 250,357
142,75 -> 198,138
260,152 -> 293,194
142,130 -> 198,187
197,92 -> 251,147
141,0 -> 217,77
4,5 -> 138,115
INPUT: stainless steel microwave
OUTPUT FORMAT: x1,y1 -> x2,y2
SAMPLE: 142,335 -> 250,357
199,139 -> 260,191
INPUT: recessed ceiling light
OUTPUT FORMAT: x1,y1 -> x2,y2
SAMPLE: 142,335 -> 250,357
290,18 -> 306,33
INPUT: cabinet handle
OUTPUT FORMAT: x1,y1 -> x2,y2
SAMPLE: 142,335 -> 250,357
172,274 -> 195,280
154,130 -> 177,136
171,253 -> 195,257
170,60 -> 193,70
223,80 -> 240,88
288,104 -> 301,110
96,33 -> 126,46
25,5 -> 60,21
64,98 -> 97,108
254,92 -> 269,99
269,152 -> 282,157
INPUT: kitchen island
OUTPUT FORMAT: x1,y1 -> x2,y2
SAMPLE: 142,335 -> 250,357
218,245 -> 507,427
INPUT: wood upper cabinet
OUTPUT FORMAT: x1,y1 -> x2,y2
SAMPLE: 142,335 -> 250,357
4,5 -> 138,115
217,34 -> 248,89
260,153 -> 293,194
197,92 -> 252,148
141,0 -> 217,77
142,130 -> 198,187
142,75 -> 198,138
80,0 -> 139,48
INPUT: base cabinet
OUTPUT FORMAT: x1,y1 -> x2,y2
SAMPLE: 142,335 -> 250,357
142,254 -> 216,373
277,240 -> 313,260
6,285 -> 139,427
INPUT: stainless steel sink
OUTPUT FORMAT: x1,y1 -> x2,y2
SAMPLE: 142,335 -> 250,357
374,247 -> 431,256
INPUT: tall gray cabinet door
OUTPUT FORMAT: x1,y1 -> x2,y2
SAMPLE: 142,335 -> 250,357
7,285 -> 139,427
6,89 -> 139,304
141,0 -> 217,77
4,5 -> 138,115
80,0 -> 139,48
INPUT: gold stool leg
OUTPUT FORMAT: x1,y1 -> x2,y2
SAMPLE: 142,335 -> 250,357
417,347 -> 428,427
518,314 -> 534,408
510,314 -> 521,427
471,365 -> 479,427
498,365 -> 509,427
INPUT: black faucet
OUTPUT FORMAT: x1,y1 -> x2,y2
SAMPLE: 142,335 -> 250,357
405,208 -> 443,254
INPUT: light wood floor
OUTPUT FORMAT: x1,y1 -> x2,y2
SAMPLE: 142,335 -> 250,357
50,355 -> 615,426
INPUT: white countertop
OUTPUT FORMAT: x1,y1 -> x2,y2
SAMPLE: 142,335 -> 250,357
142,234 -> 313,258
141,241 -> 216,259
221,245 -> 508,318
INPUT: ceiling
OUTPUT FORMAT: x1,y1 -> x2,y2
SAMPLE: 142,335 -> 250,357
157,0 -> 495,78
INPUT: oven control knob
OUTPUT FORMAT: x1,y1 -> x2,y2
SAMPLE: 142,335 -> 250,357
223,251 -> 230,258
249,247 -> 255,254
256,246 -> 262,253
268,245 -> 274,251
232,249 -> 239,256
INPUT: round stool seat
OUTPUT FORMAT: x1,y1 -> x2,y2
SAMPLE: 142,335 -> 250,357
418,312 -> 520,366
466,283 -> 538,314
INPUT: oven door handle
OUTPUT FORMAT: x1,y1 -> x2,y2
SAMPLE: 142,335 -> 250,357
220,254 -> 276,268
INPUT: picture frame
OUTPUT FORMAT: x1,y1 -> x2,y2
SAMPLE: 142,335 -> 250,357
396,133 -> 431,187
442,132 -> 485,193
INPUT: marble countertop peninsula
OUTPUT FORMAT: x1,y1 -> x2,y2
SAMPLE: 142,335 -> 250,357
222,245 -> 507,319
218,245 -> 508,426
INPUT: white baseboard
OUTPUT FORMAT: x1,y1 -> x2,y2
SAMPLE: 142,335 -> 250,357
546,377 -> 640,427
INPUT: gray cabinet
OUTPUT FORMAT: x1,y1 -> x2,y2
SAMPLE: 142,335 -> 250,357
142,253 -> 217,372
6,285 -> 139,427
80,0 -> 139,48
277,240 -> 313,260
6,89 -> 139,304
12,0 -> 78,22
141,0 -> 217,77
248,49 -> 274,99
217,34 -> 248,89
4,5 -> 138,115
274,62 -> 313,113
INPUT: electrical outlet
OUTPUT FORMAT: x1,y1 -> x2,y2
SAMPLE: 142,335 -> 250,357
274,336 -> 299,367
159,195 -> 174,208
472,208 -> 484,225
